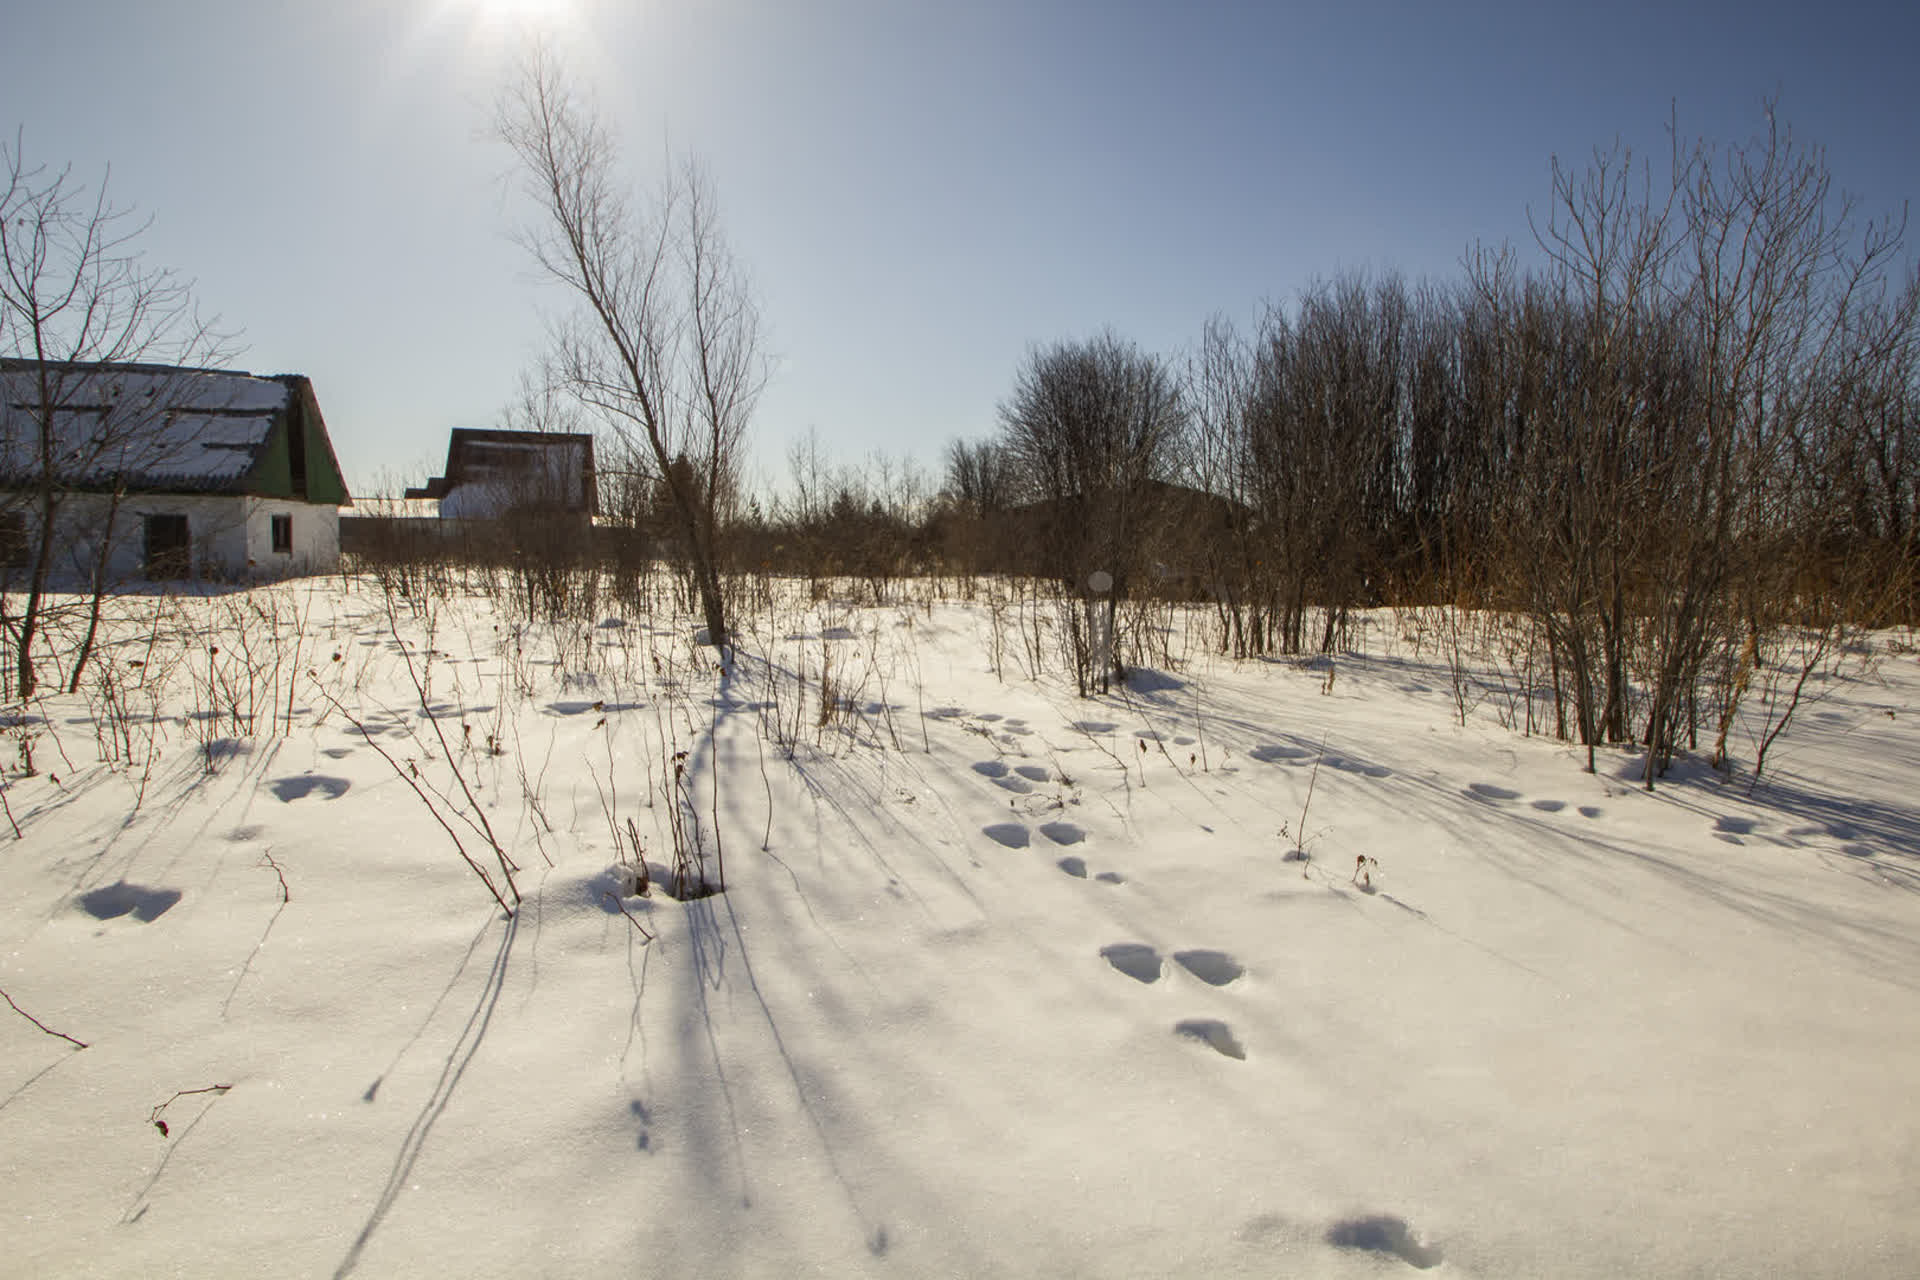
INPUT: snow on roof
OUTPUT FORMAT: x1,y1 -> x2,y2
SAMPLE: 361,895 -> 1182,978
0,363 -> 294,491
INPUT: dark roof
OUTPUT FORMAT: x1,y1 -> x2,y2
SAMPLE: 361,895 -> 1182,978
406,428 -> 597,516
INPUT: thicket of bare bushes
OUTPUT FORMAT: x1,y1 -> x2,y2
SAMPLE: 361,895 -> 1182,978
934,114 -> 1920,784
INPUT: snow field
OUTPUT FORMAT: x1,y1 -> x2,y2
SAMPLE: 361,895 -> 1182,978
2,581 -> 1917,1277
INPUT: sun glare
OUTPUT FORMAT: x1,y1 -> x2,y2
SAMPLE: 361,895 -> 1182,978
450,0 -> 578,35
474,0 -> 568,15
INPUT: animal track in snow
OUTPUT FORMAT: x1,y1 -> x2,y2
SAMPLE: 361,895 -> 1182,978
1250,744 -> 1309,763
1100,943 -> 1162,983
982,823 -> 1030,849
1094,871 -> 1125,885
1039,821 -> 1085,845
1072,720 -> 1118,734
1174,1018 -> 1246,1059
1473,789 -> 1586,815
271,775 -> 351,802
1058,857 -> 1088,878
1014,764 -> 1050,782
1173,949 -> 1244,986
971,760 -> 1009,778
994,776 -> 1035,794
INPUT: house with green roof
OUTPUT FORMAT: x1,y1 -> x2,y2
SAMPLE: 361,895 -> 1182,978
0,360 -> 352,582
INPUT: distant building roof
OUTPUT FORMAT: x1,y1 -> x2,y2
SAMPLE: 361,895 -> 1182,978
406,428 -> 597,518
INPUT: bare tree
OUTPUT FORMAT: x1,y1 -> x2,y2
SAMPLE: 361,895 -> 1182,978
1187,315 -> 1272,655
936,436 -> 1019,575
1629,111 -> 1906,785
497,47 -> 764,652
996,331 -> 1187,693
942,437 -> 1018,515
1,130 -> 228,699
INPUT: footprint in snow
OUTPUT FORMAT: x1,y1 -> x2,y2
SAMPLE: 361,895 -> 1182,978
1058,856 -> 1088,878
983,823 -> 1030,849
1530,798 -> 1565,812
1094,871 -> 1125,885
1014,764 -> 1050,782
1173,949 -> 1244,986
78,882 -> 183,923
1250,744 -> 1308,763
1578,805 -> 1603,819
271,775 -> 351,802
1325,1215 -> 1443,1270
994,776 -> 1034,794
1466,782 -> 1520,802
1100,943 -> 1162,983
971,760 -> 1009,778
1174,1018 -> 1246,1060
1039,821 -> 1085,845
1073,720 -> 1118,734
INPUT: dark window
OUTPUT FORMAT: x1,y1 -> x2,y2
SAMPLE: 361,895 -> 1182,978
271,513 -> 293,554
144,514 -> 191,580
0,512 -> 27,570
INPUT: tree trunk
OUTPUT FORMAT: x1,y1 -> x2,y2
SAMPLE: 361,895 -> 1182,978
66,485 -> 125,693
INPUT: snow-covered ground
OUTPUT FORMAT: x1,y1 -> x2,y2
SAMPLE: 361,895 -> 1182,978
3,579 -> 1917,1277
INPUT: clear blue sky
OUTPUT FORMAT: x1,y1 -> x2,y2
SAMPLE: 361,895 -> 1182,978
6,0 -> 1916,498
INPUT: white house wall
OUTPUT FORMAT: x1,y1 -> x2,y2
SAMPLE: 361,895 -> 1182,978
241,497 -> 340,576
28,493 -> 340,585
